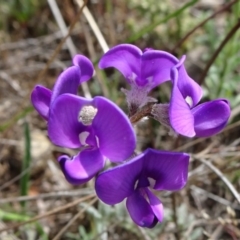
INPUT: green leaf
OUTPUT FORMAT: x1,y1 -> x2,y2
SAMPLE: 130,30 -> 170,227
0,209 -> 30,221
20,122 -> 31,209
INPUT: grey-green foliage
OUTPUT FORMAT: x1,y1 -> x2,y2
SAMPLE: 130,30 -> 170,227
203,2 -> 240,107
127,0 -> 199,43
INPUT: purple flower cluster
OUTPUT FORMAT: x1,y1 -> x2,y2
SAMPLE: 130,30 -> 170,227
99,44 -> 230,137
31,44 -> 230,228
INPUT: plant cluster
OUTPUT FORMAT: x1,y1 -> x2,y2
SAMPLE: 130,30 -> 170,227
31,43 -> 230,228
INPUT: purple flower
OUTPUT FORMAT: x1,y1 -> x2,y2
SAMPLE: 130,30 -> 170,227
48,93 -> 136,184
99,44 -> 202,114
153,67 -> 231,137
95,149 -> 189,228
31,55 -> 94,120
31,54 -> 136,184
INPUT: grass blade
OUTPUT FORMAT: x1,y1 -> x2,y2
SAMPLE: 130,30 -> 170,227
20,122 -> 31,209
0,106 -> 33,133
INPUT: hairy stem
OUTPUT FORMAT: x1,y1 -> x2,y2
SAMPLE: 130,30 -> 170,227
130,104 -> 154,124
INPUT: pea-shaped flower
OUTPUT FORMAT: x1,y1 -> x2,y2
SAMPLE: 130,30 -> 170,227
99,44 -> 202,115
31,54 -> 136,184
167,67 -> 230,137
95,149 -> 189,228
31,54 -> 94,120
48,94 -> 136,184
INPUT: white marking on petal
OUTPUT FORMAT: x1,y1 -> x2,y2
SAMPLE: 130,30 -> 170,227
78,105 -> 98,126
146,76 -> 153,84
134,179 -> 139,190
128,72 -> 137,83
95,136 -> 100,148
79,131 -> 90,145
185,96 -> 193,108
148,177 -> 156,188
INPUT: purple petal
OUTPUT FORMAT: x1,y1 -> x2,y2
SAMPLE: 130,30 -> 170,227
58,148 -> 105,185
141,50 -> 179,89
169,68 -> 195,137
145,189 -> 164,222
51,66 -> 81,104
95,153 -> 144,205
31,85 -> 52,120
73,55 -> 94,82
126,189 -> 157,228
48,94 -> 91,148
98,44 -> 142,84
143,149 -> 189,191
92,96 -> 136,162
176,56 -> 203,106
192,99 -> 230,137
